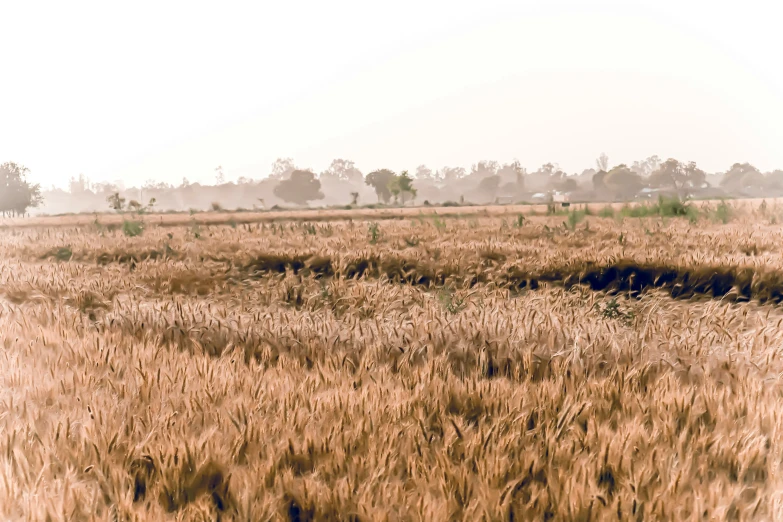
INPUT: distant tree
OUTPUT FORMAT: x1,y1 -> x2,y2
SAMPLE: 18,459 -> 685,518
534,163 -> 566,191
273,169 -> 324,206
143,180 -> 172,190
558,177 -> 579,192
631,155 -> 662,177
93,182 -> 120,195
537,162 -> 560,176
649,159 -> 706,197
470,160 -> 500,180
389,178 -> 400,204
596,153 -> 610,172
0,162 -> 43,217
366,169 -> 396,203
436,166 -> 466,183
215,165 -> 225,185
107,192 -> 126,212
321,159 -> 363,183
268,158 -> 297,180
475,175 -> 501,202
496,161 -> 526,194
592,170 -> 608,192
415,165 -> 434,180
388,171 -> 416,205
765,170 -> 783,190
604,164 -> 643,200
683,162 -> 707,189
69,173 -> 91,194
721,163 -> 764,191
350,191 -> 359,205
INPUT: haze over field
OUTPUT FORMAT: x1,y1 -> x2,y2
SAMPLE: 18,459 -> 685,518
2,0 -> 783,192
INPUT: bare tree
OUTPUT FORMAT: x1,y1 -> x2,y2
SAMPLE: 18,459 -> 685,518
596,153 -> 610,172
269,158 -> 296,180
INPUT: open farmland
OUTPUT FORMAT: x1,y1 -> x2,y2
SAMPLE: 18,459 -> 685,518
3,202 -> 783,520
2,197 -> 775,229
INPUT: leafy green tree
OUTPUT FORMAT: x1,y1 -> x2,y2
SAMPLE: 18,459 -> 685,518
273,169 -> 324,206
365,169 -> 396,203
397,171 -> 416,205
389,177 -> 400,204
0,162 -> 43,217
388,171 -> 416,205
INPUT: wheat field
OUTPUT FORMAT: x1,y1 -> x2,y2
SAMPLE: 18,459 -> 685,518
3,202 -> 783,521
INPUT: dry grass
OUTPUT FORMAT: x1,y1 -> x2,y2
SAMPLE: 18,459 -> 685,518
2,205 -> 783,520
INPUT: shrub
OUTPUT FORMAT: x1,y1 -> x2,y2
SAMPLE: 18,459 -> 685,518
566,208 -> 585,231
368,222 -> 380,244
122,220 -> 144,237
54,246 -> 73,262
598,205 -> 615,218
618,196 -> 699,220
211,202 -> 223,212
437,287 -> 468,314
656,196 -> 696,218
714,200 -> 733,224
594,297 -> 634,326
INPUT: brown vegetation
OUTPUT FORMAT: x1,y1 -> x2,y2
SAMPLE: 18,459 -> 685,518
2,204 -> 783,520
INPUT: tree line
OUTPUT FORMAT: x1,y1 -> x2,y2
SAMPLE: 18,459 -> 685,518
7,154 -> 783,216
263,155 -> 783,206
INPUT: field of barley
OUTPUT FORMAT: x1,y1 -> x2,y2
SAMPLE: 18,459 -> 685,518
3,200 -> 783,521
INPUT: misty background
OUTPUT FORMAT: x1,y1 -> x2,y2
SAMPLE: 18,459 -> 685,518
2,1 -> 782,214
24,157 -> 783,215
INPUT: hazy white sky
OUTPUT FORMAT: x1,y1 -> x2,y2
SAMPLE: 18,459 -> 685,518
1,0 -> 782,188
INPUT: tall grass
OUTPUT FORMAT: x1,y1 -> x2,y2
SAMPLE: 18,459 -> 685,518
0,202 -> 780,520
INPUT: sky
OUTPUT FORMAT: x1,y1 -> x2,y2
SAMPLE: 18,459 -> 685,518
1,0 -> 782,189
